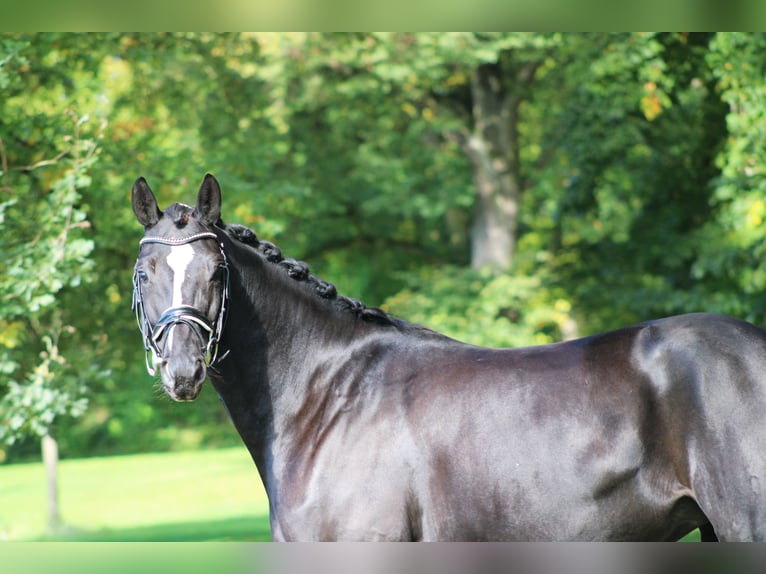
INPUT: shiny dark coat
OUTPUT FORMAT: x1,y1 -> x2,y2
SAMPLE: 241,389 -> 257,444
133,175 -> 766,541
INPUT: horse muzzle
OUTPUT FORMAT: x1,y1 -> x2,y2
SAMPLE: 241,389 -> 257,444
145,307 -> 219,401
160,354 -> 206,401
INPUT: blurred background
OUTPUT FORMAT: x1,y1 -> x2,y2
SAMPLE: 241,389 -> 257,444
1,32 -> 764,541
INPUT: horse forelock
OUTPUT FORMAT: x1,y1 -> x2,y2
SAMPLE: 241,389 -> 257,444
164,203 -> 194,228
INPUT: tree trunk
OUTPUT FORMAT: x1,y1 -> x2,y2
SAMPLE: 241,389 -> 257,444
463,60 -> 539,271
42,433 -> 62,533
467,134 -> 520,270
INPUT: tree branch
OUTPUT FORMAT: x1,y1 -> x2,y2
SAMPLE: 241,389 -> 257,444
13,149 -> 70,172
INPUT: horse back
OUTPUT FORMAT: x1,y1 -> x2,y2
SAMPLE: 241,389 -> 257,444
393,313 -> 766,540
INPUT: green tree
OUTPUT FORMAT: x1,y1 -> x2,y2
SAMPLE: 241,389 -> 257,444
533,32 -> 729,331
686,32 -> 766,322
251,33 -> 567,274
0,34 -> 106,529
380,33 -> 730,340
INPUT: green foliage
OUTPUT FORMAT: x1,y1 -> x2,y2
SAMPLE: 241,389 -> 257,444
683,33 -> 766,321
528,33 -> 731,331
0,35 -> 106,447
0,337 -> 88,445
385,265 -> 573,347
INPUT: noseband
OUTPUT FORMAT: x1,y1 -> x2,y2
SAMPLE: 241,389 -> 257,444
132,231 -> 229,376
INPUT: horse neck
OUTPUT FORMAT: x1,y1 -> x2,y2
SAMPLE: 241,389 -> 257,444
210,239 -> 376,465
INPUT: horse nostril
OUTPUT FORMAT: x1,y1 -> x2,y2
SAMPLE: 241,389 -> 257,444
193,359 -> 206,382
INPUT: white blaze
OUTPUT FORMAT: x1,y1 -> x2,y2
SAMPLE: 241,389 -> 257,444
167,243 -> 195,306
165,243 -> 195,351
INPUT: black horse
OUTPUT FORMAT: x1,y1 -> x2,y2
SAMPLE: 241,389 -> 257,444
132,174 -> 766,541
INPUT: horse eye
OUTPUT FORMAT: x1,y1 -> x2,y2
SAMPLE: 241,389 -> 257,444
137,269 -> 149,282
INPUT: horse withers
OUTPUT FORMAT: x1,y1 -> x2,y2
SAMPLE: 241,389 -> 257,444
132,174 -> 766,541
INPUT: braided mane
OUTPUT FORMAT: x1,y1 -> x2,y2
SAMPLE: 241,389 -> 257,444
223,223 -> 400,327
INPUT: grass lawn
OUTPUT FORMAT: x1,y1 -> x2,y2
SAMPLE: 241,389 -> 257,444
0,446 -> 704,542
0,447 -> 271,541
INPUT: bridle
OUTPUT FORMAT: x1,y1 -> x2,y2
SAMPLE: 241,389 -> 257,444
132,231 -> 230,376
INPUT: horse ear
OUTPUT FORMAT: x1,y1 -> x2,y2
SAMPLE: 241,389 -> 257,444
196,173 -> 222,226
132,177 -> 162,228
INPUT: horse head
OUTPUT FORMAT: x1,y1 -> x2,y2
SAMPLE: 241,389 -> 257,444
131,174 -> 228,401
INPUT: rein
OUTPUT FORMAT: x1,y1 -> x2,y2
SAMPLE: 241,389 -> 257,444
132,231 -> 230,376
